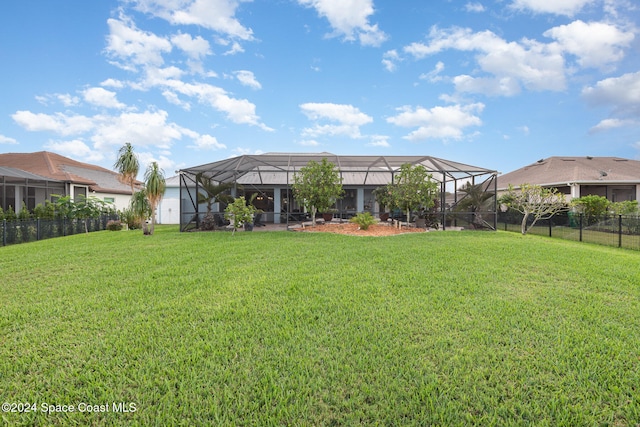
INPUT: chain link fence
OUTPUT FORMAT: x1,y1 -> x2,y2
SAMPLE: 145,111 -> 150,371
498,211 -> 640,251
1,215 -> 118,247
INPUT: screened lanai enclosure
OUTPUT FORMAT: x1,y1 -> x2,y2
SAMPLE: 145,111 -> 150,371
178,153 -> 498,231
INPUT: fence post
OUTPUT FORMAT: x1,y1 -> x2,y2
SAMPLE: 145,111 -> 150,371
37,218 -> 41,241
618,215 -> 622,248
549,217 -> 552,237
579,213 -> 583,242
2,219 -> 5,247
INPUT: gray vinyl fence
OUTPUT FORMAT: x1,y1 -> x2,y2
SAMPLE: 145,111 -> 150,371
1,215 -> 118,247
498,211 -> 640,251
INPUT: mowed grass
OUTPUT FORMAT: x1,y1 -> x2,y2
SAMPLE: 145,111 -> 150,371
1,227 -> 639,426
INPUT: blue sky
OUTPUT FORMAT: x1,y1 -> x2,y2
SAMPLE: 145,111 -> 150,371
1,0 -> 639,177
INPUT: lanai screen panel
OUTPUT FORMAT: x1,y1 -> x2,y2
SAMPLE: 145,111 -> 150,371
179,153 -> 497,230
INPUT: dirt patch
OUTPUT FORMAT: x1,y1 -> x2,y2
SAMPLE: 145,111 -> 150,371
294,222 -> 427,236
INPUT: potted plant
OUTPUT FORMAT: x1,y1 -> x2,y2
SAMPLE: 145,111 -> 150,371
322,208 -> 337,222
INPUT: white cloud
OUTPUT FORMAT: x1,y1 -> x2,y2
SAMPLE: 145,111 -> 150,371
387,103 -> 484,141
382,49 -> 401,72
583,72 -> 640,132
11,109 -> 211,156
300,102 -> 372,125
582,71 -> 640,108
170,32 -> 212,59
509,0 -> 596,16
12,111 -> 95,136
300,102 -> 373,138
44,139 -> 104,163
0,134 -> 18,145
35,93 -> 80,107
404,26 -> 566,95
367,135 -> 390,147
188,134 -> 227,150
419,61 -> 445,82
105,15 -> 172,71
297,0 -> 387,46
544,20 -> 634,69
234,70 -> 262,90
100,78 -> 125,89
82,87 -> 127,109
588,118 -> 637,133
464,2 -> 485,12
131,0 -> 254,40
90,110 -> 184,151
137,68 -> 270,129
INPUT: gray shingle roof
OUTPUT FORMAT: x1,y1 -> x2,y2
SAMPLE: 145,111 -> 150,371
497,157 -> 640,189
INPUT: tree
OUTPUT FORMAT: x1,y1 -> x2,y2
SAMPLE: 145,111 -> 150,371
389,164 -> 438,224
292,158 -> 344,227
144,161 -> 166,235
114,142 -> 140,195
454,182 -> 495,228
196,172 -> 235,214
571,195 -> 610,225
54,195 -> 107,233
500,184 -> 568,235
224,196 -> 257,235
130,190 -> 152,232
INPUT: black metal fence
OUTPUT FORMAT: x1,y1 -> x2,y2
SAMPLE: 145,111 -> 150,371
1,215 -> 118,247
498,211 -> 640,251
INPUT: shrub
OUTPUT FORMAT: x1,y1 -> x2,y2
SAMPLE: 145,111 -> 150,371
349,212 -> 377,230
106,220 -> 124,231
120,207 -> 142,230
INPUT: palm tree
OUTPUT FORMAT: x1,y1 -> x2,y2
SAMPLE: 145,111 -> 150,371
130,189 -> 151,233
114,142 -> 139,195
454,182 -> 495,228
144,162 -> 166,235
196,172 -> 235,214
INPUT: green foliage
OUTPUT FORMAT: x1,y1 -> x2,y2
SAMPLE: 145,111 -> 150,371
120,207 -> 143,230
500,184 -> 568,235
144,161 -> 166,235
130,190 -> 152,233
610,200 -> 639,216
224,196 -> 257,234
17,202 -> 31,220
349,212 -> 377,230
389,163 -> 438,221
106,220 -> 124,231
1,229 -> 639,425
292,158 -> 344,226
5,206 -> 18,222
373,185 -> 394,212
572,195 -> 610,224
114,142 -> 140,194
196,172 -> 234,214
0,206 -> 4,221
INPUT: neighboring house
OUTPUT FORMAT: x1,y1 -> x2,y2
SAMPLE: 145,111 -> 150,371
497,156 -> 640,202
0,151 -> 138,213
157,175 -> 180,224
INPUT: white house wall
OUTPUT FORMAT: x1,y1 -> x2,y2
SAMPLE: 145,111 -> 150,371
158,186 -> 180,224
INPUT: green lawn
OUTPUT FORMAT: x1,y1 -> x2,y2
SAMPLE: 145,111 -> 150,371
1,227 -> 639,426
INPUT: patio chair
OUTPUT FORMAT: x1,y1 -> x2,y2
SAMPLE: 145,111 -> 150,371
254,212 -> 266,226
213,213 -> 230,227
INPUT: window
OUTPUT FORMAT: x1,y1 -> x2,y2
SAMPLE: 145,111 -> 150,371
104,197 -> 115,204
